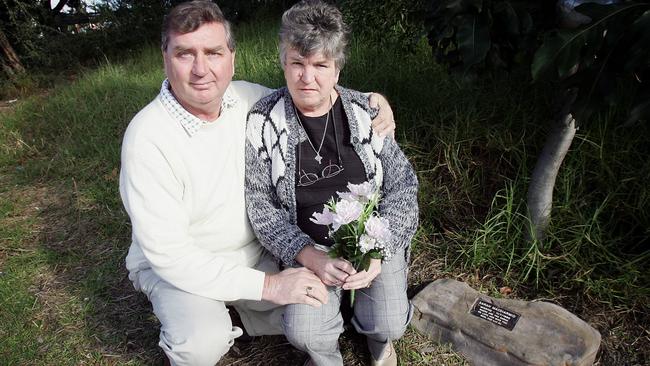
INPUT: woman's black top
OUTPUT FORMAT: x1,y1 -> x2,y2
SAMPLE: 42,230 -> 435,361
294,97 -> 366,246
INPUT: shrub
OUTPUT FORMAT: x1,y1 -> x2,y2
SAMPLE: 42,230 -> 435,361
337,0 -> 426,50
424,0 -> 539,73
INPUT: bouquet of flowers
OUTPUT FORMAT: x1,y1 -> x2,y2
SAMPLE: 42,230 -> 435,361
310,181 -> 392,305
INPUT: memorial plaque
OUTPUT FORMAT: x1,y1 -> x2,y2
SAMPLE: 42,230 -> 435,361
470,298 -> 520,330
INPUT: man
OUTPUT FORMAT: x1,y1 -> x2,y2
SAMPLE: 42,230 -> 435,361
119,1 -> 395,365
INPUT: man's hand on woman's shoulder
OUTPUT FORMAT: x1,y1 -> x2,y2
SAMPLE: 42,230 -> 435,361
369,93 -> 396,138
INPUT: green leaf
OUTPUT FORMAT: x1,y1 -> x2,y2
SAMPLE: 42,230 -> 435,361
574,2 -> 617,22
575,2 -> 649,23
532,31 -> 565,80
581,23 -> 605,69
494,2 -> 519,36
467,0 -> 483,13
556,32 -> 584,79
369,251 -> 383,259
623,43 -> 650,72
625,99 -> 650,126
361,255 -> 371,271
350,256 -> 363,265
533,2 -> 650,82
456,12 -> 491,71
603,16 -> 629,48
631,10 -> 650,32
517,7 -> 534,35
532,29 -> 590,81
624,10 -> 650,71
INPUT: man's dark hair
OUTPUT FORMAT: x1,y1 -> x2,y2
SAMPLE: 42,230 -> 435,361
161,0 -> 235,51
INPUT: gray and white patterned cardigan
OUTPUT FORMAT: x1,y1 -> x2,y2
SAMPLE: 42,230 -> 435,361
245,85 -> 418,267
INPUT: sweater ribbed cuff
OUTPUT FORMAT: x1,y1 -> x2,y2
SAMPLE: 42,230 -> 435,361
235,267 -> 267,301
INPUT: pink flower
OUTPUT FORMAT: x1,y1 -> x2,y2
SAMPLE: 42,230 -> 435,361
310,207 -> 334,226
332,199 -> 363,231
336,191 -> 358,202
347,181 -> 376,201
365,216 -> 391,243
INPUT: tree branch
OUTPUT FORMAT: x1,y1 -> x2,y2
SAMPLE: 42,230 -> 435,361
51,0 -> 70,15
53,12 -> 99,27
0,27 -> 25,75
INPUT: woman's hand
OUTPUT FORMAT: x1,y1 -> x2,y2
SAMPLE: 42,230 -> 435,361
342,258 -> 381,290
368,93 -> 395,138
296,245 -> 357,287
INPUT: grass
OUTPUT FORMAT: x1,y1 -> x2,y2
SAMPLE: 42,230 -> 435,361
1,17 -> 648,366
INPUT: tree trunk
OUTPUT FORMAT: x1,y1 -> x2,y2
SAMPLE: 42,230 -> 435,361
527,91 -> 577,241
0,27 -> 25,76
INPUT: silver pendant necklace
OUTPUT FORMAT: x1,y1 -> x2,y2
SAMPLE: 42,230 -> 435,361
294,97 -> 331,164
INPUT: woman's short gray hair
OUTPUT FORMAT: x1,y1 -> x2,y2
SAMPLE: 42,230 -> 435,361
279,0 -> 350,70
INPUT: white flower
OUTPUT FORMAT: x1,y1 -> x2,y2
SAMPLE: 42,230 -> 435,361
310,207 -> 334,226
358,234 -> 376,253
332,199 -> 363,231
365,215 -> 392,243
347,181 -> 376,201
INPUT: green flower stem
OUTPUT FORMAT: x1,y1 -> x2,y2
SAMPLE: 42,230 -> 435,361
349,259 -> 363,307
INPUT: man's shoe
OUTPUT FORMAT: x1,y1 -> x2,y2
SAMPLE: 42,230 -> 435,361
235,329 -> 255,344
370,341 -> 397,366
228,306 -> 255,344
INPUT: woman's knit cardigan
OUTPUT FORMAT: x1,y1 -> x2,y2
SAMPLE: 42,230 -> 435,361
245,85 -> 418,267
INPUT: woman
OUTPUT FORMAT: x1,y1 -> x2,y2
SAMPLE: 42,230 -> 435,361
245,1 -> 418,365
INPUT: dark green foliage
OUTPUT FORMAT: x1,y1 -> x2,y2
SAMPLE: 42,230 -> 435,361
0,0 -> 292,83
0,1 -> 50,68
532,1 -> 650,125
425,0 -> 649,124
218,0 -> 299,22
100,1 -> 167,47
337,0 -> 426,50
425,0 -> 537,72
0,0 -> 165,77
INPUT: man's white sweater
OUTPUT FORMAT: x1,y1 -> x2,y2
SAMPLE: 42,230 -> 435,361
120,80 -> 270,302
